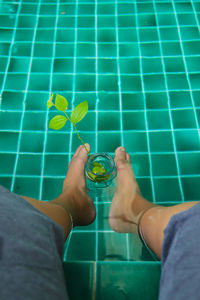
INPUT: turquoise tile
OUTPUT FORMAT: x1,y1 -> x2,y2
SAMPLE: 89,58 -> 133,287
0,57 -> 8,72
0,177 -> 12,190
67,232 -> 96,261
164,57 -> 185,73
0,132 -> 19,152
123,111 -> 145,130
122,93 -> 144,110
123,132 -> 148,153
120,58 -> 140,74
98,58 -> 117,74
46,132 -> 70,153
172,109 -> 196,129
154,178 -> 182,202
167,74 -> 189,90
119,43 -> 139,57
192,91 -> 200,107
160,28 -> 179,41
0,154 -> 16,175
98,232 -> 128,261
137,178 -> 153,202
72,132 -> 96,153
22,112 -> 46,131
1,91 -> 24,110
38,16 -> 56,28
8,57 -> 31,72
143,74 -> 166,91
98,132 -> 121,153
98,112 -> 120,131
149,131 -> 174,152
31,58 -> 52,73
98,75 -> 118,92
20,132 -> 44,153
146,92 -> 168,109
129,234 -> 155,261
0,112 -> 21,130
44,154 -> 69,176
151,154 -> 178,176
25,91 -> 49,111
182,177 -> 200,200
42,178 -> 64,200
96,262 -> 161,300
118,3 -> 135,14
147,111 -> 171,130
138,14 -> 156,27
5,74 -> 27,90
175,130 -> 200,151
169,91 -> 192,108
137,3 -> 154,13
118,16 -> 136,28
139,28 -> 159,43
63,262 -> 94,300
28,74 -> 50,91
13,177 -> 40,199
98,203 -> 110,231
99,93 -> 119,110
76,58 -> 95,73
142,58 -> 163,74
131,154 -> 150,177
97,16 -> 115,28
16,154 -> 42,176
178,153 -> 200,175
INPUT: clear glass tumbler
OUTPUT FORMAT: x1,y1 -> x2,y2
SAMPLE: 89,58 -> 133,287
85,153 -> 117,201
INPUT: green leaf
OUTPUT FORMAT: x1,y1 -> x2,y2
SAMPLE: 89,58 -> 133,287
87,162 -> 111,182
49,115 -> 67,130
71,101 -> 88,125
47,94 -> 54,108
92,162 -> 107,174
55,94 -> 68,111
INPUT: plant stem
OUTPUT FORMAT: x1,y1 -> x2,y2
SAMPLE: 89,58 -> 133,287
63,111 -> 93,158
63,110 -> 110,193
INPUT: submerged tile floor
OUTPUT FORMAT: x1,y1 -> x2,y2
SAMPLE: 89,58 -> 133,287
0,0 -> 200,299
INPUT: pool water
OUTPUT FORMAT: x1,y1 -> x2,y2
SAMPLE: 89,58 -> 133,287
0,0 -> 200,299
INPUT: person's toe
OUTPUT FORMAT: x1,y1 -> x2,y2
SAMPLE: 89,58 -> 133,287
114,146 -> 135,187
64,144 -> 90,190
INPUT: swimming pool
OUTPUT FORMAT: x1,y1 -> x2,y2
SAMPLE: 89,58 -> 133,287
0,0 -> 200,299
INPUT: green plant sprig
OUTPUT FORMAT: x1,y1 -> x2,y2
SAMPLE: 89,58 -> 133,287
47,94 -> 110,183
47,93 -> 91,157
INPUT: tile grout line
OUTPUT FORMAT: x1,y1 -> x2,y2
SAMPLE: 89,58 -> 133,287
11,0 -> 41,192
173,0 -> 200,138
134,2 -> 156,204
152,0 -> 185,202
0,3 -> 22,111
64,0 -> 79,260
94,1 -> 98,298
39,0 -> 59,201
114,0 -> 130,261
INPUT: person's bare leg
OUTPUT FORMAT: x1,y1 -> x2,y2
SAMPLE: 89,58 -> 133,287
109,146 -> 199,259
20,144 -> 96,240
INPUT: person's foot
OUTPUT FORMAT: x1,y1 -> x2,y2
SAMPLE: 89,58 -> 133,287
109,147 -> 199,259
51,144 -> 96,227
109,147 -> 157,234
